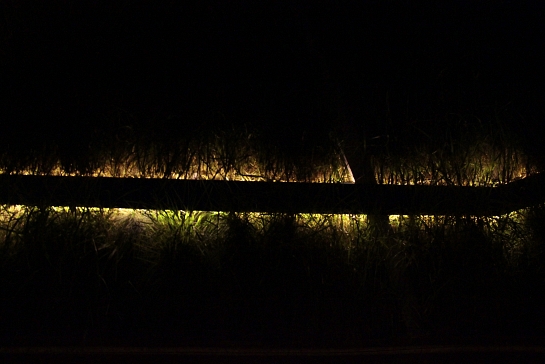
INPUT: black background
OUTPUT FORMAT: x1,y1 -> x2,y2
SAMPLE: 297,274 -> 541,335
1,0 -> 544,153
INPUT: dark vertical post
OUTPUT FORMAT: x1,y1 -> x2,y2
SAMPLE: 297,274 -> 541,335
301,16 -> 391,233
340,120 -> 392,235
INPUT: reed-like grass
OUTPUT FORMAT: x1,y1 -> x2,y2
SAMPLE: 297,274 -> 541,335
0,118 -> 351,182
1,203 -> 544,346
1,108 -> 544,346
359,115 -> 535,187
0,123 -> 531,187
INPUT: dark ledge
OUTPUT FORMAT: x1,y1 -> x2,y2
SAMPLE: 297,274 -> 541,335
0,174 -> 544,216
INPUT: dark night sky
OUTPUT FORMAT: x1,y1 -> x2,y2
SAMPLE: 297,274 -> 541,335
1,1 -> 544,150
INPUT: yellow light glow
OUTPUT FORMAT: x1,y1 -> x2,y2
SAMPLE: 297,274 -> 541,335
1,136 -> 534,189
1,151 -> 354,182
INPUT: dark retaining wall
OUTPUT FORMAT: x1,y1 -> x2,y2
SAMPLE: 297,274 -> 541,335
1,174 -> 544,215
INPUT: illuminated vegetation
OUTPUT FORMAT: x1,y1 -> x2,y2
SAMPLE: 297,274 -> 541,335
0,114 -> 543,347
0,113 -> 535,187
2,0 -> 543,351
0,124 -> 353,182
1,202 -> 544,346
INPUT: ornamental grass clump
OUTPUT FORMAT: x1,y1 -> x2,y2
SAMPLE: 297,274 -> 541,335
0,106 -> 533,186
365,114 -> 533,187
0,206 -> 153,344
1,204 -> 545,346
0,118 -> 350,182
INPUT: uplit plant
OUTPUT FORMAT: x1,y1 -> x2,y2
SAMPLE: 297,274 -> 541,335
369,116 -> 533,187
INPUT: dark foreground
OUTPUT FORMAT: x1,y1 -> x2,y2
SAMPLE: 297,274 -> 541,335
2,345 -> 545,364
2,208 -> 545,353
